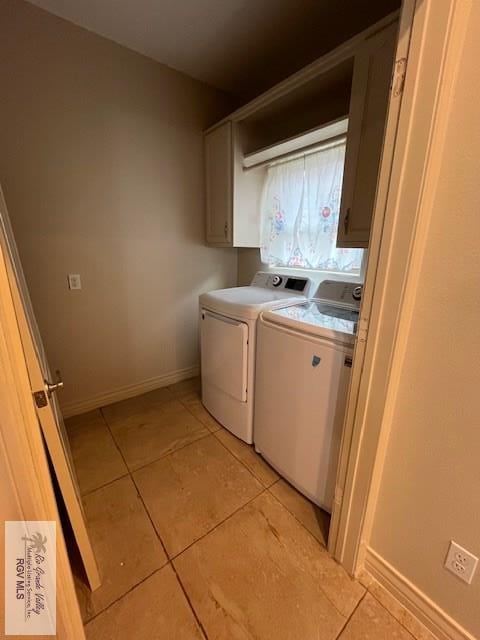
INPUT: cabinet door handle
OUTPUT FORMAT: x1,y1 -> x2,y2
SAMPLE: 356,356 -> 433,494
344,207 -> 351,234
224,221 -> 228,238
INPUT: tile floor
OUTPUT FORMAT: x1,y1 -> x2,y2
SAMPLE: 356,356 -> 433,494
65,377 -> 429,640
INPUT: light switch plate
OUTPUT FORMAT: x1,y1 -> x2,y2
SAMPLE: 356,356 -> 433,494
68,274 -> 82,290
444,541 -> 478,584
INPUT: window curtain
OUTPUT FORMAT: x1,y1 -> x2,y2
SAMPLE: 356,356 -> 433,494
260,142 -> 363,272
259,156 -> 305,266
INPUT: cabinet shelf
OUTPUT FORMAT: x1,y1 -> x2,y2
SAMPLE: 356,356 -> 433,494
243,117 -> 349,169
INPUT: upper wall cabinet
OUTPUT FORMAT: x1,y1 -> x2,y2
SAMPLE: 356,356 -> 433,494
337,22 -> 398,248
204,14 -> 399,249
205,121 -> 233,245
205,121 -> 266,247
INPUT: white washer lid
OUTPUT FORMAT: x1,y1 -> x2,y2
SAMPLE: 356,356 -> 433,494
261,301 -> 359,345
199,287 -> 307,320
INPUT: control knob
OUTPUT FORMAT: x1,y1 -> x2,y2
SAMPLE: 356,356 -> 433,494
272,275 -> 283,287
352,285 -> 363,301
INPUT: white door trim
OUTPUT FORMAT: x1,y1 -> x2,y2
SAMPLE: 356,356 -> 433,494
328,0 -> 416,562
331,0 -> 472,576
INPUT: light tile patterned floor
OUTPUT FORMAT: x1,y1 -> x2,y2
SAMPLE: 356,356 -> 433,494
65,377 -> 428,640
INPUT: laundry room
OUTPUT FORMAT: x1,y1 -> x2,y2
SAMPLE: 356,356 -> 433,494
2,1 -> 480,640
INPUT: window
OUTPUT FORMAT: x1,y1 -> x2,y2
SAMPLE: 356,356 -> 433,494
260,140 -> 363,274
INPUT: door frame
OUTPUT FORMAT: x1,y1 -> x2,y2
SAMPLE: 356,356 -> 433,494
0,240 -> 86,637
330,0 -> 471,576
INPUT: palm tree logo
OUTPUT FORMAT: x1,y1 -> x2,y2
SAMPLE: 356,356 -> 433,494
22,532 -> 47,554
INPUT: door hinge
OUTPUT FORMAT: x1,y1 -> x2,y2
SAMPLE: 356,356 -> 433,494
357,328 -> 368,344
392,57 -> 407,98
334,486 -> 344,509
357,314 -> 369,344
33,390 -> 48,408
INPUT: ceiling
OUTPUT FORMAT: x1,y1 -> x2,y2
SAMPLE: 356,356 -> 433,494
26,0 -> 401,100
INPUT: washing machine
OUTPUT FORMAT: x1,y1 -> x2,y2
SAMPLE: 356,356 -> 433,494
199,272 -> 317,444
254,280 -> 362,512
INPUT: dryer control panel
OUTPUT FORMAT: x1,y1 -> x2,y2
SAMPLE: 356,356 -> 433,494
251,272 -> 313,296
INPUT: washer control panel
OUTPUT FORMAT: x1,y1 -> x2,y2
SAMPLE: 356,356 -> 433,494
251,272 -> 312,296
315,280 -> 363,310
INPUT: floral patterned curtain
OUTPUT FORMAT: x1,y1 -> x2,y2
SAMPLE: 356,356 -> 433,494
260,142 -> 363,273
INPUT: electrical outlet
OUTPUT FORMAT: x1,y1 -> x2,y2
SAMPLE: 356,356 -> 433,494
445,541 -> 478,584
67,274 -> 82,290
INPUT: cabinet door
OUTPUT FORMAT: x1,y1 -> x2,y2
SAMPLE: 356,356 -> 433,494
205,121 -> 233,245
337,22 -> 398,248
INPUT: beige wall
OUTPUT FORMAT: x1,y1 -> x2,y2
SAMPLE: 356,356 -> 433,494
369,4 -> 480,636
237,248 -> 264,285
0,0 -> 238,411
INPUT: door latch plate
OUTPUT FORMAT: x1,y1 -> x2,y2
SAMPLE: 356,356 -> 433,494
33,390 -> 48,408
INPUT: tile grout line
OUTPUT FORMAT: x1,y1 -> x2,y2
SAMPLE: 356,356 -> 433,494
176,389 -> 281,491
85,395 -> 366,638
176,394 -> 222,435
129,467 -> 211,640
265,485 -> 327,549
264,485 -> 363,622
102,386 -> 277,494
83,565 -> 165,627
80,472 -> 131,498
335,589 -> 368,639
164,485 -> 270,632
175,393 -> 366,624
80,407 -> 166,626
210,429 -> 278,490
366,589 -> 418,640
83,407 -> 178,626
99,399 -> 266,565
111,389 -> 217,639
99,401 -> 212,638
170,562 -> 210,640
169,484 -> 267,562
177,394 -> 364,604
251,487 -> 354,623
128,431 -> 213,475
98,406 -> 171,562
77,391 -> 369,638
99,398 -> 213,475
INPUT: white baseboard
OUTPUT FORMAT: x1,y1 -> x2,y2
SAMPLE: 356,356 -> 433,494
365,547 -> 476,640
60,365 -> 200,418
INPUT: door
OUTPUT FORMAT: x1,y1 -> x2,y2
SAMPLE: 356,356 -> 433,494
201,310 -> 248,402
0,185 -> 101,591
337,21 -> 398,248
205,121 -> 233,246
